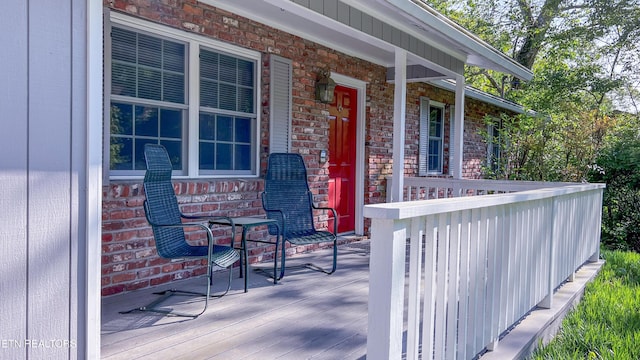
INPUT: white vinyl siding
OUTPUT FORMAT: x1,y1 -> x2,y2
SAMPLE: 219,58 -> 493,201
2,0 -> 101,357
269,55 -> 292,153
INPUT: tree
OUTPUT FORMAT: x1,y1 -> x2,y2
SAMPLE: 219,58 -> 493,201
428,0 -> 640,111
428,0 -> 640,249
589,114 -> 640,251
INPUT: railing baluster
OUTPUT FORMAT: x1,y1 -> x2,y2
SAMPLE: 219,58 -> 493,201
423,215 -> 438,360
476,207 -> 489,351
446,212 -> 461,359
366,180 -> 604,359
486,205 -> 500,350
466,207 -> 481,355
456,209 -> 472,360
434,213 -> 449,359
407,218 -> 424,360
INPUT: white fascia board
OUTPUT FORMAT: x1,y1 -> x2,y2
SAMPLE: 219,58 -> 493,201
429,79 -> 526,114
201,0 -> 396,66
261,0 -> 394,49
405,75 -> 450,83
382,0 -> 533,81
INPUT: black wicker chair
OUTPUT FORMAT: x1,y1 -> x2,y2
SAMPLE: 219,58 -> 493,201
262,153 -> 338,280
121,144 -> 240,318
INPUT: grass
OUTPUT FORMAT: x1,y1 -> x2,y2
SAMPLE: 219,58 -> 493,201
530,250 -> 640,360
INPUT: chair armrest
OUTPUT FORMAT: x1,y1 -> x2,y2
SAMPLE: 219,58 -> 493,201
261,192 -> 287,235
149,221 -> 216,247
311,205 -> 338,235
151,222 -> 208,231
181,215 -> 237,246
262,206 -> 286,222
152,221 -> 237,255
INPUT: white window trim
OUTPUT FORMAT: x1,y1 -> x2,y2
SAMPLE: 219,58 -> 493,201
106,12 -> 262,180
448,104 -> 455,177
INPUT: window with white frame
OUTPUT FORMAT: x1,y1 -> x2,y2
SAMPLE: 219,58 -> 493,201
419,98 -> 445,175
106,14 -> 259,177
487,118 -> 503,174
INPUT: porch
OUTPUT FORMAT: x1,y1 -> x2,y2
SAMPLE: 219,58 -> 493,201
101,239 -> 371,359
101,178 -> 604,359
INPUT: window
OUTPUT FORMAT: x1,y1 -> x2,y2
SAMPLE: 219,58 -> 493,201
419,98 -> 445,175
106,14 -> 259,177
487,119 -> 503,174
109,27 -> 187,172
198,49 -> 255,174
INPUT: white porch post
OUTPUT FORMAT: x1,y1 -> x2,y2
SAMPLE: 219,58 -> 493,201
391,48 -> 407,202
366,218 -> 407,360
87,0 -> 103,358
452,75 -> 465,179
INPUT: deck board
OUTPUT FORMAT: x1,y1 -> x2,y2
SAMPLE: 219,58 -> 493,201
101,241 -> 370,359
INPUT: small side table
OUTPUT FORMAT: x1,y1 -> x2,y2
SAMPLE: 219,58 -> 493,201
209,216 -> 281,292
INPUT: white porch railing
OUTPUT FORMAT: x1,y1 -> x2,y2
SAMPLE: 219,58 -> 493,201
367,178 -> 605,360
386,176 -> 576,202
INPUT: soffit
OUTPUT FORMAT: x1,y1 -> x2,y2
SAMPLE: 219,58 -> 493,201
200,0 -> 532,81
200,0 -> 455,79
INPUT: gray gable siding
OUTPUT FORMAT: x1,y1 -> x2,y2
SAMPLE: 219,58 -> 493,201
291,0 -> 465,74
387,64 -> 445,81
0,0 -> 92,358
1,1 -> 28,357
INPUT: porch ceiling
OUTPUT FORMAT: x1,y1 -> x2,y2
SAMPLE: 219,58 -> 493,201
199,0 -> 533,81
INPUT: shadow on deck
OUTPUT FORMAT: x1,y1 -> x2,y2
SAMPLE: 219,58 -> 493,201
101,239 -> 371,360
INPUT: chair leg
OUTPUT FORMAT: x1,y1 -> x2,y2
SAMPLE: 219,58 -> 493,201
208,264 -> 234,298
243,241 -> 249,292
303,240 -> 337,274
250,233 -> 283,284
274,235 -> 286,281
119,264 -> 235,318
119,290 -> 207,318
273,236 -> 280,283
276,239 -> 338,280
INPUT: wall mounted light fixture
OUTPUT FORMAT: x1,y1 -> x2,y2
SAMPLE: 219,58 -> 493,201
315,68 -> 336,104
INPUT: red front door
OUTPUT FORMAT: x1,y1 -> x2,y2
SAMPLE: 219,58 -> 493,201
328,85 -> 357,233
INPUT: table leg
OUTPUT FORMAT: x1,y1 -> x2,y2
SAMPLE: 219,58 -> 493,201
242,227 -> 249,293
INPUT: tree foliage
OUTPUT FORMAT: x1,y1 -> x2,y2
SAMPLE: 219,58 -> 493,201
427,0 -> 640,110
426,0 -> 640,248
589,115 -> 640,251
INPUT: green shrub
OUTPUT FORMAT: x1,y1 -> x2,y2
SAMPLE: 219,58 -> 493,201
589,123 -> 640,252
531,250 -> 640,359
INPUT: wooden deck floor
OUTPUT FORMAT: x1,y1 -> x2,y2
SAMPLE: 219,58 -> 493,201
101,240 -> 371,359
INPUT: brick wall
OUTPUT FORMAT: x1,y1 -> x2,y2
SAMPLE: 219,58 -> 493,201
102,0 -> 516,296
404,84 -> 500,180
102,179 -> 266,295
461,98 -> 505,179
